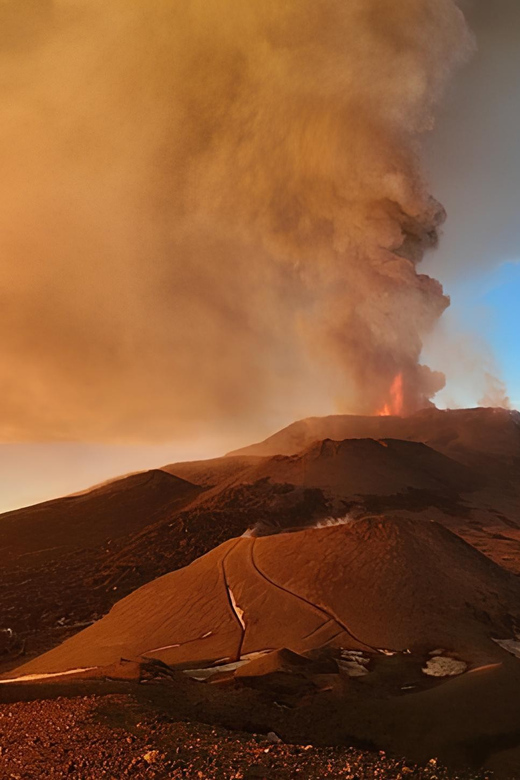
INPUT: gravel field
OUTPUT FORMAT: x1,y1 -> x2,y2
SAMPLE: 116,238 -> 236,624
0,693 -> 491,780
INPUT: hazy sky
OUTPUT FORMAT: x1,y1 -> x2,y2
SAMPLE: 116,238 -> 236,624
0,440 -> 226,513
0,0 -> 519,513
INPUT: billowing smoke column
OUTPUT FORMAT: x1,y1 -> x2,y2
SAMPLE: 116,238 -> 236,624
0,0 -> 472,441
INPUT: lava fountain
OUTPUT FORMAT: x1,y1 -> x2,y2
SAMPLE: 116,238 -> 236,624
377,374 -> 404,417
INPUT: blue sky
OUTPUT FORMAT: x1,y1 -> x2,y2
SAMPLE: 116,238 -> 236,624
479,262 -> 520,408
423,262 -> 520,412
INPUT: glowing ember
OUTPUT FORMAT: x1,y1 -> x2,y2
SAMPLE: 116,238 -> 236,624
377,373 -> 404,417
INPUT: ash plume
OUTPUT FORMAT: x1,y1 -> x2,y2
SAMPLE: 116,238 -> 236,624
0,0 -> 472,442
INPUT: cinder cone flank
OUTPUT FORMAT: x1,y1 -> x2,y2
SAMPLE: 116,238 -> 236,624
235,438 -> 477,498
7,517 -> 520,681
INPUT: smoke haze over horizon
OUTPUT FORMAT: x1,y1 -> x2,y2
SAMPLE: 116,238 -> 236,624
0,0 -> 475,445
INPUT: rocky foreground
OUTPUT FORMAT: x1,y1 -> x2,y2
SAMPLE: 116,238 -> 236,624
0,693 -> 489,780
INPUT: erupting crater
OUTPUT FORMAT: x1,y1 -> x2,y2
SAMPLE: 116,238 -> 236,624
377,373 -> 404,417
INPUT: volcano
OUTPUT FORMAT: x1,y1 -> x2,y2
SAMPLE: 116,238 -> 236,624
2,407 -> 520,672
2,408 -> 520,777
5,515 -> 520,681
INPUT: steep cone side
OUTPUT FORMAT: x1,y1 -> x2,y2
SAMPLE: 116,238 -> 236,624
229,438 -> 478,498
5,517 -> 520,681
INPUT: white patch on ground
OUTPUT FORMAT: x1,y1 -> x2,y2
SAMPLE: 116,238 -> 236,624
240,650 -> 272,662
0,667 -> 97,684
229,589 -> 246,630
339,650 -> 370,677
183,659 -> 250,680
422,656 -> 467,677
493,638 -> 520,659
146,631 -> 213,655
314,515 -> 354,529
146,642 -> 181,654
183,650 -> 273,681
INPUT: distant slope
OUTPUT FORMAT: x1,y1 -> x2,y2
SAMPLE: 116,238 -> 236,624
228,407 -> 520,466
165,435 -> 520,569
232,438 -> 478,498
162,455 -> 265,487
0,470 -> 201,569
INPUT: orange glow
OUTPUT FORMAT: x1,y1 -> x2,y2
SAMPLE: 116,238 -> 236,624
376,373 -> 404,417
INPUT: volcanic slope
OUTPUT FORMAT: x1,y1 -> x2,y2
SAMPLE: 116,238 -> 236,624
221,407 -> 520,569
2,408 -> 520,672
6,516 -> 520,680
165,434 -> 520,572
0,469 -> 201,570
231,437 -> 476,500
163,455 -> 264,488
0,470 -> 206,665
2,432 -> 519,673
229,407 -> 520,466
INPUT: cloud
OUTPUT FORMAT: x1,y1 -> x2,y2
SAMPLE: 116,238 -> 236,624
0,0 -> 471,441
